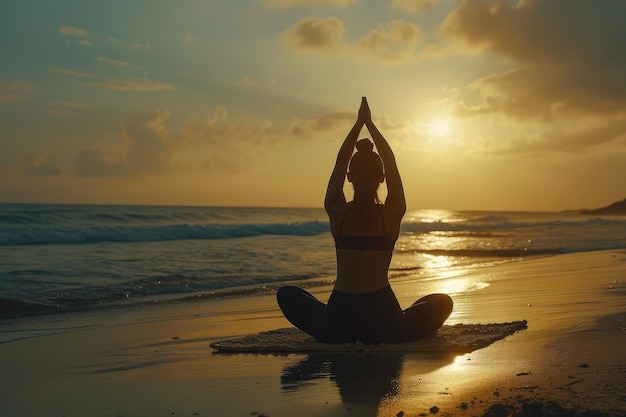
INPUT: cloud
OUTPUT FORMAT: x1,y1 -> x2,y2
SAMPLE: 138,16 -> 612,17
282,17 -> 346,52
492,118 -> 626,156
288,110 -> 354,137
286,108 -> 412,140
0,79 -> 33,102
391,0 -> 438,13
204,106 -> 227,129
0,79 -> 34,91
201,106 -> 373,173
202,107 -> 280,172
441,0 -> 626,120
0,94 -> 28,102
287,109 -> 416,154
24,151 -> 61,176
357,20 -> 423,64
237,76 -> 257,87
47,101 -> 91,117
47,102 -> 92,116
95,56 -> 130,67
282,17 -> 426,64
106,36 -> 152,50
50,101 -> 92,109
451,65 -> 626,121
50,67 -> 169,93
59,27 -> 152,50
131,42 -> 152,50
75,146 -> 127,177
441,0 -> 626,66
77,77 -> 175,91
70,106 -> 410,177
49,66 -> 95,78
264,0 -> 357,8
76,110 -> 193,177
183,32 -> 194,46
58,25 -> 89,37
58,25 -> 92,46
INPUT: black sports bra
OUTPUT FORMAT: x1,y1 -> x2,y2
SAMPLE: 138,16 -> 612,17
334,204 -> 396,251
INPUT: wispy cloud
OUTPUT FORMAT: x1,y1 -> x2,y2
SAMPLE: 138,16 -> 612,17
58,27 -> 151,50
283,17 -> 425,64
106,36 -> 151,49
95,56 -> 130,68
50,59 -> 162,91
47,101 -> 92,117
202,107 -> 280,173
357,20 -> 423,64
287,109 -> 412,148
391,0 -> 439,13
24,151 -> 61,176
183,32 -> 194,46
58,25 -> 93,46
491,118 -> 626,156
237,76 -> 257,87
282,17 -> 346,52
76,110 -> 192,177
71,104 -> 405,178
264,0 -> 357,8
199,105 -> 411,174
0,79 -> 34,91
131,42 -> 152,50
50,101 -> 92,110
288,110 -> 354,136
0,79 -> 33,102
0,94 -> 28,102
77,77 -> 175,91
49,66 -> 95,78
58,25 -> 89,37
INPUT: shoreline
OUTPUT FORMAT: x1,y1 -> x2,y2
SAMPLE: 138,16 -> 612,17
1,250 -> 625,416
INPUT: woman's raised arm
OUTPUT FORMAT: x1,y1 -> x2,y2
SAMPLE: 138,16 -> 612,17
324,103 -> 366,213
363,100 -> 406,213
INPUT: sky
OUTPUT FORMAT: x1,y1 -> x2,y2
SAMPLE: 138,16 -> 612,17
1,0 -> 625,211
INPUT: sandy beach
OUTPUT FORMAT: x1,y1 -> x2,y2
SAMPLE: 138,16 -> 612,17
1,250 -> 625,417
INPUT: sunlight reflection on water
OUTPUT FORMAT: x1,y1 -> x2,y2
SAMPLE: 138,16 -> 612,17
404,209 -> 468,224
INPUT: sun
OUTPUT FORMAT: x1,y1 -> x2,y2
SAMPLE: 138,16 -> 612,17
428,119 -> 451,136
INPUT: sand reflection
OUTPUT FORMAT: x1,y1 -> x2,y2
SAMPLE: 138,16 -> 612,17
281,352 -> 455,416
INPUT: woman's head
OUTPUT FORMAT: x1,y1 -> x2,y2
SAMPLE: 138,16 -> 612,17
348,139 -> 384,199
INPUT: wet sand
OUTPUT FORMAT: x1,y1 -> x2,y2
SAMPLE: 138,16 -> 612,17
0,250 -> 624,417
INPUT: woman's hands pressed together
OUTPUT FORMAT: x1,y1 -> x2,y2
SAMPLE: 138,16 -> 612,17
358,96 -> 371,124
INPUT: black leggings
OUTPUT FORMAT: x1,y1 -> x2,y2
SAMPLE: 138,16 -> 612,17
276,285 -> 453,344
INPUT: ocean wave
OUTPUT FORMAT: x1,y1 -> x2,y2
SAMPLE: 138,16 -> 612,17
401,216 -> 626,234
0,220 -> 330,246
0,204 -> 326,227
0,298 -> 60,316
0,271 -> 331,319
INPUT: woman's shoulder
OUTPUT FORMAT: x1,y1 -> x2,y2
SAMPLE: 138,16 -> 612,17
326,202 -> 353,236
325,200 -> 352,216
378,203 -> 405,233
379,201 -> 406,218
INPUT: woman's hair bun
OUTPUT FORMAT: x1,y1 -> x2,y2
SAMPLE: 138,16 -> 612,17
356,139 -> 373,153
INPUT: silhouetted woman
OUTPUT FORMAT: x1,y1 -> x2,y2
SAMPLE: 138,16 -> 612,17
277,97 -> 453,343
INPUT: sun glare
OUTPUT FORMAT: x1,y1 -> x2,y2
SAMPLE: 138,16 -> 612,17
428,119 -> 451,136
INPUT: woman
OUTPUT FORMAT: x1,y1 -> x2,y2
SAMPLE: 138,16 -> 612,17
277,97 -> 453,344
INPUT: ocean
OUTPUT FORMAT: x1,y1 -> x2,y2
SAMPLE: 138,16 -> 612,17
1,203 -> 625,320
